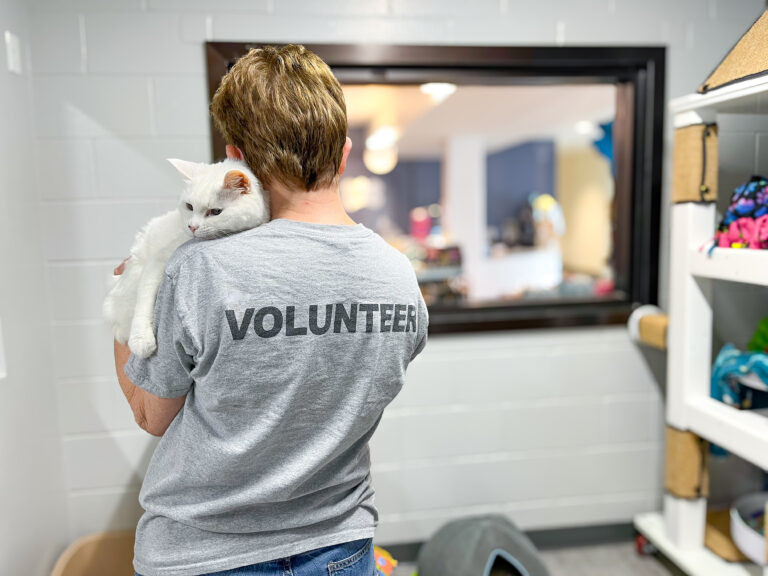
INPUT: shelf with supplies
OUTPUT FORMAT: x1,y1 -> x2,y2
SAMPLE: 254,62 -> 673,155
633,15 -> 768,573
415,266 -> 462,283
686,397 -> 768,472
636,512 -> 763,576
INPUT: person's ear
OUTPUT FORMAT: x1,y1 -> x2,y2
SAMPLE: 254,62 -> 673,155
338,137 -> 352,177
226,144 -> 244,161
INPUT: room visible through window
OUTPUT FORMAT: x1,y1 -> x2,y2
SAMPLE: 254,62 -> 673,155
341,83 -> 618,309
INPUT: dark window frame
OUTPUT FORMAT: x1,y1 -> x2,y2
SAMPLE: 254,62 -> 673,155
206,43 -> 665,334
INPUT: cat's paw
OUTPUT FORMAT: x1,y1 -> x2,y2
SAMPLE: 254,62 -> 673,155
129,329 -> 157,358
111,318 -> 131,344
114,326 -> 130,345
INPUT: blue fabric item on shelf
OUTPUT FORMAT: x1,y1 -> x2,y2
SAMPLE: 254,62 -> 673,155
710,344 -> 768,456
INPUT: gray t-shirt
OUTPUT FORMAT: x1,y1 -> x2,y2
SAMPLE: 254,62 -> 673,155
124,218 -> 427,576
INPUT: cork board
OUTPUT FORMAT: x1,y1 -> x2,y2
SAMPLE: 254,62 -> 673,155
638,314 -> 668,350
672,124 -> 718,204
665,426 -> 709,499
700,10 -> 768,93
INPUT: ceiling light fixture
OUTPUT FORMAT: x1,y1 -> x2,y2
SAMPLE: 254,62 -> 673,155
574,120 -> 599,136
365,126 -> 399,151
420,82 -> 457,103
363,147 -> 398,175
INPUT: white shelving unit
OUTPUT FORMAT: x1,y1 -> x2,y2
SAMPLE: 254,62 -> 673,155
636,512 -> 763,576
690,247 -> 768,286
633,78 -> 768,575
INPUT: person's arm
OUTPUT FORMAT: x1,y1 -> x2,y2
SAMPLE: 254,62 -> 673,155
114,339 -> 186,436
111,258 -> 192,437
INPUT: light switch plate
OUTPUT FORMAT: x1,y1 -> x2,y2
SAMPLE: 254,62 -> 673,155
4,30 -> 22,75
0,318 -> 6,381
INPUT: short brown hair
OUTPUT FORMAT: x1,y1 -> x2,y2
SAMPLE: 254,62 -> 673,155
210,44 -> 347,191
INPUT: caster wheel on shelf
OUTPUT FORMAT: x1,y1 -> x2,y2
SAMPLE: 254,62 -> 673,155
635,533 -> 657,556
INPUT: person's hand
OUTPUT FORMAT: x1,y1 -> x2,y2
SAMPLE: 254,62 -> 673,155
114,257 -> 130,276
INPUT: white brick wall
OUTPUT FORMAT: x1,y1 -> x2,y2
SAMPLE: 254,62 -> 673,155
0,1 -> 69,574
22,0 -> 765,551
372,329 -> 665,542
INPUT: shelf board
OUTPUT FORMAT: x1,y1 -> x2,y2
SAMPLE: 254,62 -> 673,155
635,512 -> 762,576
687,397 -> 768,471
689,248 -> 768,287
671,74 -> 768,115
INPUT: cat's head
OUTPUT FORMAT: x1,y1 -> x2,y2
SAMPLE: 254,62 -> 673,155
168,158 -> 269,240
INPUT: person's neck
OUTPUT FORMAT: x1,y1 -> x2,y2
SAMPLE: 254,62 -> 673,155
267,180 -> 356,226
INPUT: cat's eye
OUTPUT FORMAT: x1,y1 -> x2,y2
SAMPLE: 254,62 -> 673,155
185,203 -> 193,211
209,208 -> 222,216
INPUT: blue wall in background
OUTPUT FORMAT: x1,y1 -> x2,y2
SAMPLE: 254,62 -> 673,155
379,161 -> 441,231
345,127 -> 441,233
345,158 -> 441,233
486,140 -> 555,232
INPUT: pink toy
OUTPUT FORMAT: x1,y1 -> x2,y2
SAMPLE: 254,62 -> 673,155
717,215 -> 768,249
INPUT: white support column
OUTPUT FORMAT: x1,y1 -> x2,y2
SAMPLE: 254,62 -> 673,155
664,119 -> 718,548
664,202 -> 716,551
442,136 -> 487,300
664,494 -> 708,550
666,202 -> 716,426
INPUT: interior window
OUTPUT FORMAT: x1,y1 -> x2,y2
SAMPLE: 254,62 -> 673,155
341,83 -> 619,308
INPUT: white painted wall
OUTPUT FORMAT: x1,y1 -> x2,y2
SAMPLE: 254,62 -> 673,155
18,0 -> 766,556
0,0 -> 69,574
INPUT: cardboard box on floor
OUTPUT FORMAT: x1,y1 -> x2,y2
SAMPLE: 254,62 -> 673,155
51,531 -> 134,576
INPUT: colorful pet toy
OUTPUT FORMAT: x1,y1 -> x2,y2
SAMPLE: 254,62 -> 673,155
715,176 -> 768,249
374,546 -> 398,576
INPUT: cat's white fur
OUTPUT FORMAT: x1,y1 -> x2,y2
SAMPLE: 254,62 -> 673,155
103,158 -> 269,358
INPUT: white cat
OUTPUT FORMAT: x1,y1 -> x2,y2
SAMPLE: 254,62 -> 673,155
104,158 -> 269,358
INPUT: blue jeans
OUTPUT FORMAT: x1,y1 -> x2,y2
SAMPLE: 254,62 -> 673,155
136,538 -> 379,576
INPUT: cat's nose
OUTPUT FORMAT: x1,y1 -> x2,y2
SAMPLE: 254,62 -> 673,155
189,225 -> 198,233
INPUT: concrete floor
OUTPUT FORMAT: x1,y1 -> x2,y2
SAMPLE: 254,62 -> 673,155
540,542 -> 673,576
392,542 -> 673,576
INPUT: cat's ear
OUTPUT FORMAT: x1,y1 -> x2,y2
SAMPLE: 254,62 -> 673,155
167,158 -> 202,183
223,170 -> 251,195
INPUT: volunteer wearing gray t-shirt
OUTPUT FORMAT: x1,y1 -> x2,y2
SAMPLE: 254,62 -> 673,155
113,45 -> 428,576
